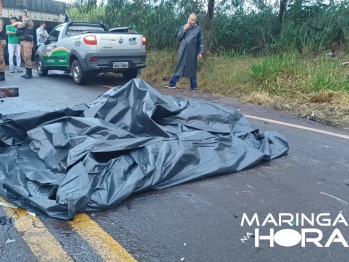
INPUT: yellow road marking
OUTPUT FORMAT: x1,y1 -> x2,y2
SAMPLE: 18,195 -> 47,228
0,197 -> 73,262
245,114 -> 349,140
69,213 -> 137,262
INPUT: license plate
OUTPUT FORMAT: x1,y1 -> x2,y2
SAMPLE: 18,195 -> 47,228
113,62 -> 129,68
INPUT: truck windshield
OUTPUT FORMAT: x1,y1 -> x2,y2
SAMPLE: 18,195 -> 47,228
67,26 -> 106,36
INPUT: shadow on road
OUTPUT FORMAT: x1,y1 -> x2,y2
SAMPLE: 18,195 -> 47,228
44,71 -> 131,88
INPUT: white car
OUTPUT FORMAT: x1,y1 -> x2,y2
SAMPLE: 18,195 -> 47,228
36,21 -> 147,85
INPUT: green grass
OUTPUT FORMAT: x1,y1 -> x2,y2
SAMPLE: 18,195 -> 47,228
141,50 -> 349,127
144,50 -> 349,94
249,53 -> 349,94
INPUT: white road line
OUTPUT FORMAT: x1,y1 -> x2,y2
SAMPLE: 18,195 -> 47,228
245,114 -> 349,140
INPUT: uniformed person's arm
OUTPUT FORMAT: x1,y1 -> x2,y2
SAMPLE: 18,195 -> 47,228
12,19 -> 29,29
0,21 -> 3,33
197,27 -> 204,59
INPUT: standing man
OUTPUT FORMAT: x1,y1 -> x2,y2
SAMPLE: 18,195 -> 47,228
36,22 -> 48,49
165,13 -> 204,90
6,17 -> 23,73
0,17 -> 6,81
11,10 -> 35,79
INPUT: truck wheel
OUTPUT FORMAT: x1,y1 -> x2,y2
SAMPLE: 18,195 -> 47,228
122,69 -> 138,79
72,60 -> 87,85
36,57 -> 48,76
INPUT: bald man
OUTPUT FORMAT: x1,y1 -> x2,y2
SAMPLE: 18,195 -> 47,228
166,13 -> 204,90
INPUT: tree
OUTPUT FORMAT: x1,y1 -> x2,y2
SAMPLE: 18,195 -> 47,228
278,0 -> 288,23
207,0 -> 214,28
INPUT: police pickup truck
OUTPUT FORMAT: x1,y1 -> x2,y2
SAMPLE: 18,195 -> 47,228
36,21 -> 147,85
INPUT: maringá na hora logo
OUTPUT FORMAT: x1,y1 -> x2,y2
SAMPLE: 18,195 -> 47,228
240,212 -> 349,247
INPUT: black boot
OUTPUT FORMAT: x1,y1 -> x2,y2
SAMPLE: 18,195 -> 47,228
21,68 -> 28,78
0,72 -> 5,81
25,69 -> 33,79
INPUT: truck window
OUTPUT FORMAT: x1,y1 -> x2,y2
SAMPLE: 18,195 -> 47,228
66,25 -> 106,36
47,25 -> 63,44
109,27 -> 129,33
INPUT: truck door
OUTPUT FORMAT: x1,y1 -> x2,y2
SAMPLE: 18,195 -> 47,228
44,25 -> 69,67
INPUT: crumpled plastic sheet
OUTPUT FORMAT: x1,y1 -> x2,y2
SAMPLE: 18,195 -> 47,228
0,79 -> 289,220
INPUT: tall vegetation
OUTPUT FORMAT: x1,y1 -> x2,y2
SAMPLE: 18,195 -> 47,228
67,0 -> 349,55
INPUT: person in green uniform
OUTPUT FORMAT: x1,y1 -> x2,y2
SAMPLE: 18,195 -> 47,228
6,17 -> 23,73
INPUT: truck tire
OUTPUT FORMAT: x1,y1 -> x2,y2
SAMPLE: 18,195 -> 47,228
36,57 -> 48,76
72,59 -> 87,85
122,69 -> 138,79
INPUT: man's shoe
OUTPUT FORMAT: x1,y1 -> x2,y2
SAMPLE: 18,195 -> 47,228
0,72 -> 5,81
165,85 -> 176,89
25,69 -> 33,79
17,68 -> 23,73
191,87 -> 197,91
10,69 -> 15,73
21,68 -> 28,78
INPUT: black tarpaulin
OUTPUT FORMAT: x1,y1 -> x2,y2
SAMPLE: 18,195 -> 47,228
0,79 -> 289,220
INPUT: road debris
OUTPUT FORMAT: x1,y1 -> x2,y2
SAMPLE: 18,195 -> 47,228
316,182 -> 331,187
328,204 -> 338,209
0,87 -> 19,98
5,239 -> 16,244
256,171 -> 264,177
28,211 -> 36,217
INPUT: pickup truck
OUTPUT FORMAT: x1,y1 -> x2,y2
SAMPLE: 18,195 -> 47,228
35,21 -> 147,85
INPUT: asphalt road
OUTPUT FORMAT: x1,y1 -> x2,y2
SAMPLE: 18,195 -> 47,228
1,69 -> 349,262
